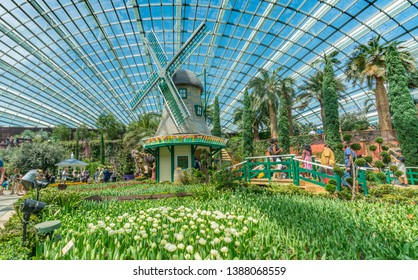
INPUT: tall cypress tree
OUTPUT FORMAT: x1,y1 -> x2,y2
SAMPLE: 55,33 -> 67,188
242,89 -> 254,159
323,56 -> 343,163
278,94 -> 290,153
100,131 -> 105,165
75,129 -> 80,160
211,96 -> 221,137
386,45 -> 418,165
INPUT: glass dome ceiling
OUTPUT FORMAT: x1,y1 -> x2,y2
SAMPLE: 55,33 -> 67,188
0,0 -> 417,130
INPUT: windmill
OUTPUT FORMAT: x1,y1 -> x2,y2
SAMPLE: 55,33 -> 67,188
130,22 -> 209,129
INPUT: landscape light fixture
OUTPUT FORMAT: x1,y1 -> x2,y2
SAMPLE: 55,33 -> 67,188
20,170 -> 48,243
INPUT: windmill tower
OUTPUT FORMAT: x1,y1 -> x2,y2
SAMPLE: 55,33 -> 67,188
131,23 -> 227,182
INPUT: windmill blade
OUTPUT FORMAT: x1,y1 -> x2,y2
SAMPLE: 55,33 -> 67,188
158,77 -> 190,126
145,31 -> 168,69
130,71 -> 159,109
167,22 -> 209,75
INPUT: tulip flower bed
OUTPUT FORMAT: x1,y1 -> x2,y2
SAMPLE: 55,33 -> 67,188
35,186 -> 418,260
64,182 -> 203,197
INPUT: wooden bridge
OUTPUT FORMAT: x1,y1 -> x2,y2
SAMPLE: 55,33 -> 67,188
233,155 -> 418,196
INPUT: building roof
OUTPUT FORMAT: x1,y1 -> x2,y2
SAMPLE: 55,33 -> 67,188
0,0 -> 417,131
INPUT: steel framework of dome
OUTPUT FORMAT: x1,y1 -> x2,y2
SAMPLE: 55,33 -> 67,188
0,0 -> 417,130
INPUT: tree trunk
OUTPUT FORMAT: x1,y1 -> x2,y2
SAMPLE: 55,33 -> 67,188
287,98 -> 294,136
252,119 -> 260,141
268,100 -> 278,139
375,76 -> 392,132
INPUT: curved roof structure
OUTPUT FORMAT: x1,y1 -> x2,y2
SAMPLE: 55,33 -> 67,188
0,0 -> 417,131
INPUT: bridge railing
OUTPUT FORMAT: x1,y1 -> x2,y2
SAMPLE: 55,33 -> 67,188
241,155 -> 295,182
292,158 -> 343,191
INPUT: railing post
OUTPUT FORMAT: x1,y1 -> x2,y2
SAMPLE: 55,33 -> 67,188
293,160 -> 299,186
311,156 -> 316,180
358,169 -> 368,196
407,168 -> 413,185
246,159 -> 250,182
267,157 -> 271,182
335,171 -> 342,192
386,170 -> 391,184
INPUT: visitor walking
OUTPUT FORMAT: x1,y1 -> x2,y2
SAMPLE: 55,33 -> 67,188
0,159 -> 5,195
391,149 -> 408,186
318,144 -> 335,183
268,138 -> 283,178
342,142 -> 356,187
61,167 -> 68,182
151,161 -> 156,181
301,144 -> 313,178
194,157 -> 200,170
103,167 -> 111,183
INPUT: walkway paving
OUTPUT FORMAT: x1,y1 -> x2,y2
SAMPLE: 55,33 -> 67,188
0,190 -> 20,229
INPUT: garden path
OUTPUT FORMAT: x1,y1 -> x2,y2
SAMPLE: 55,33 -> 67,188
0,190 -> 19,229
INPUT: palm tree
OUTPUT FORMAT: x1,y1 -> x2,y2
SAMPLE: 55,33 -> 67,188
248,68 -> 282,139
297,70 -> 346,129
123,113 -> 160,151
345,35 -> 416,132
277,76 -> 295,135
233,96 -> 268,141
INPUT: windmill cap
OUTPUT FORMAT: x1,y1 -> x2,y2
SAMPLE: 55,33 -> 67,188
172,69 -> 204,92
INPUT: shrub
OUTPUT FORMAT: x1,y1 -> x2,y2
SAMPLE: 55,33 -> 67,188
374,160 -> 385,169
382,146 -> 389,151
325,183 -> 336,194
355,158 -> 366,166
375,137 -> 384,144
380,151 -> 389,158
394,170 -> 404,177
364,156 -> 373,163
181,168 -> 206,185
328,179 -> 337,185
210,164 -> 241,190
332,166 -> 344,177
376,172 -> 387,182
350,143 -> 362,151
343,134 -> 353,142
389,165 -> 399,172
369,145 -> 377,151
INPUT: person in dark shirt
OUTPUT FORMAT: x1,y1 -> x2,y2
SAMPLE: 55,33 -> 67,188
103,167 -> 111,183
391,149 -> 408,186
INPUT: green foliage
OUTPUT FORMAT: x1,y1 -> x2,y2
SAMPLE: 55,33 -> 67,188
322,57 -> 343,163
386,45 -> 418,166
242,89 -> 254,159
210,163 -> 240,190
11,142 -> 65,173
75,129 -> 80,160
389,165 -> 399,172
364,156 -> 373,163
290,135 -> 311,155
375,137 -> 384,144
226,136 -> 243,162
382,145 -> 389,151
355,158 -> 366,166
95,113 -> 126,140
52,124 -> 71,141
380,151 -> 389,158
343,134 -> 353,142
374,161 -> 385,170
394,170 -> 404,177
382,155 -> 391,165
278,94 -> 290,153
211,96 -> 221,137
375,171 -> 387,182
181,168 -> 206,185
325,183 -> 336,194
350,143 -> 362,151
332,166 -> 344,177
100,131 -> 105,165
368,145 -> 377,151
328,179 -> 337,185
340,113 -> 370,132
